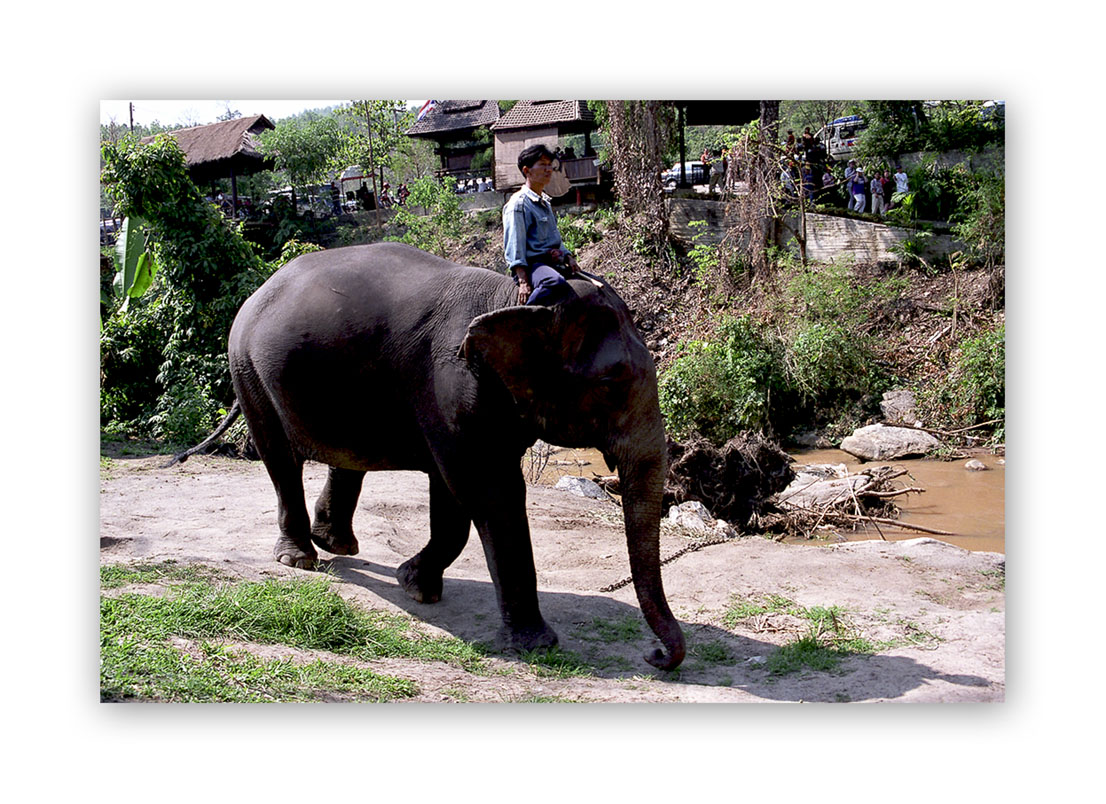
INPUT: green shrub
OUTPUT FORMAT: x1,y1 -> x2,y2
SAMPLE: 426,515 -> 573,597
658,316 -> 785,442
927,324 -> 1005,441
385,176 -> 463,256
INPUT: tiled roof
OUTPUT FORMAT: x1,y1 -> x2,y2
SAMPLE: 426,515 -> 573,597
490,100 -> 595,131
405,100 -> 501,137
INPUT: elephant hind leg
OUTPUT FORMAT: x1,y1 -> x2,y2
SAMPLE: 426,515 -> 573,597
397,470 -> 471,604
311,466 -> 365,556
236,383 -> 317,569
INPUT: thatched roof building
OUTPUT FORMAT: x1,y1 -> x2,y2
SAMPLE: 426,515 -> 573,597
144,114 -> 276,185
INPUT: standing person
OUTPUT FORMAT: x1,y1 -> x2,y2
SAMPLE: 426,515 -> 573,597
870,171 -> 886,216
850,168 -> 867,213
844,160 -> 858,208
881,170 -> 895,211
822,165 -> 836,203
894,165 -> 910,198
502,143 -> 579,306
709,149 -> 726,193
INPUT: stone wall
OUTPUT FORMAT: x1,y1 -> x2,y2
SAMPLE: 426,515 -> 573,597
666,198 -> 962,265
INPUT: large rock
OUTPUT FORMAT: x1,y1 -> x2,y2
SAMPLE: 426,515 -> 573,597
880,390 -> 919,425
667,500 -> 738,539
554,475 -> 608,500
840,424 -> 941,461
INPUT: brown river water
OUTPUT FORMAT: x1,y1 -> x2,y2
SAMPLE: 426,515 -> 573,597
536,446 -> 1005,555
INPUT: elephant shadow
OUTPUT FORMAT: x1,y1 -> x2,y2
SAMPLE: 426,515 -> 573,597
321,556 -> 994,703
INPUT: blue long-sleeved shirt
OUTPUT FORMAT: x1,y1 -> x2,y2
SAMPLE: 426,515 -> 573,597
502,186 -> 570,273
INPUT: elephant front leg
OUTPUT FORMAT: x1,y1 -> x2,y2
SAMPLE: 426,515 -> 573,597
311,466 -> 364,556
469,476 -> 558,653
397,470 -> 471,604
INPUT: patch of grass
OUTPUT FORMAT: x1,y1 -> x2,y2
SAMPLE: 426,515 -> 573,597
575,616 -> 642,644
100,566 -> 490,701
520,647 -> 593,679
101,639 -> 417,702
688,640 -> 737,666
722,593 -> 802,627
100,560 -> 230,589
724,593 -> 888,676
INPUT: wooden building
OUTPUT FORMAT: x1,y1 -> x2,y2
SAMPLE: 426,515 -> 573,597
491,100 -> 600,194
404,100 -> 501,179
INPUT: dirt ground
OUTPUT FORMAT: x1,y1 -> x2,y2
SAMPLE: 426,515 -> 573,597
99,451 -> 1005,703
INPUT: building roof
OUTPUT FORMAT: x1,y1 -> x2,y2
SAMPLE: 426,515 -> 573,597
144,114 -> 276,180
405,100 -> 501,138
490,100 -> 595,132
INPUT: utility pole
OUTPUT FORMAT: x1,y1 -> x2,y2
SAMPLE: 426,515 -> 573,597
129,102 -> 134,133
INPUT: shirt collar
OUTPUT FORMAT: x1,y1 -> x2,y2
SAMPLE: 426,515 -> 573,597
522,185 -> 552,204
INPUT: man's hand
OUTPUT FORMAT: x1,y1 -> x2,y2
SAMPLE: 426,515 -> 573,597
517,278 -> 532,305
565,253 -> 580,273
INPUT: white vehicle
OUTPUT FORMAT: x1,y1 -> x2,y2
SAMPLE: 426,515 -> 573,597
819,115 -> 867,162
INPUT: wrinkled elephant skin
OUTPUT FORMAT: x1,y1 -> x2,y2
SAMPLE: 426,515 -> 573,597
228,243 -> 684,669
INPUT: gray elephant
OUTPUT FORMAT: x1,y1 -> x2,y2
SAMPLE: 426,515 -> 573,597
227,242 -> 684,670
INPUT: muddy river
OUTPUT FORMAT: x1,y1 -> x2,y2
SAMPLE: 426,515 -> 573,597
536,446 -> 1005,555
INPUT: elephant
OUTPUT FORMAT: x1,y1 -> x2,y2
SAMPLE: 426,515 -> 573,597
227,242 -> 685,670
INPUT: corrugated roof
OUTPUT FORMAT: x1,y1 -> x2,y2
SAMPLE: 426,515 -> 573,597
490,100 -> 595,131
144,114 -> 275,167
405,100 -> 501,137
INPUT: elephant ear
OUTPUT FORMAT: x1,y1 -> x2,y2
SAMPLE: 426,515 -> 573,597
458,306 -> 559,404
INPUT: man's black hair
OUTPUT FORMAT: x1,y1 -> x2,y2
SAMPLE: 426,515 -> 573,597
518,143 -> 556,174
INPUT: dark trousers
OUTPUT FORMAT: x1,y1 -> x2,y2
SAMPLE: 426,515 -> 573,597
526,264 -> 572,306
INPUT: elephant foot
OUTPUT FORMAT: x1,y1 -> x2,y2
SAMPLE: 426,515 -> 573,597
273,537 -> 318,570
310,523 -> 360,556
396,555 -> 443,604
498,619 -> 559,654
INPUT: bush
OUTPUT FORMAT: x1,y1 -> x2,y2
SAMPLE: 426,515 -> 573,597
384,176 -> 463,256
919,325 -> 1005,443
659,316 -> 785,442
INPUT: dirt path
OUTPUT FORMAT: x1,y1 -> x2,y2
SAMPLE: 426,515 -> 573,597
99,452 -> 1005,702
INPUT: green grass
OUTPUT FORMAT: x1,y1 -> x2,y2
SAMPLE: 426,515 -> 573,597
100,559 -> 230,589
519,647 -> 594,679
724,594 -> 888,676
575,616 -> 643,644
100,562 -> 488,702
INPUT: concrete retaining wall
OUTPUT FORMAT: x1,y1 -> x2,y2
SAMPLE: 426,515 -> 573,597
667,198 -> 962,264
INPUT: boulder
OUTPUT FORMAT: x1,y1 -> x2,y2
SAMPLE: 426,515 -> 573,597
554,475 -> 608,500
879,390 -> 919,426
840,424 -> 941,461
964,459 -> 988,471
668,500 -> 738,539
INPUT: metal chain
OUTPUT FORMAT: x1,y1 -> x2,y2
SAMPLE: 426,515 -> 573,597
599,536 -> 733,593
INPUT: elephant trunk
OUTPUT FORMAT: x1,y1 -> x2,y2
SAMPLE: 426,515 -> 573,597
615,420 -> 685,671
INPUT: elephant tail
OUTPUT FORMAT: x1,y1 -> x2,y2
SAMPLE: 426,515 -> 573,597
161,400 -> 242,468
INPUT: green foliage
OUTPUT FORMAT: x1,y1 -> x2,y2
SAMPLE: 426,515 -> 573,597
921,324 -> 1005,442
100,134 -> 276,441
659,261 -> 902,442
558,207 -> 615,254
257,115 -> 347,191
658,315 -> 785,442
856,100 -> 1002,162
384,175 -> 463,256
950,172 -> 1005,266
686,219 -> 720,289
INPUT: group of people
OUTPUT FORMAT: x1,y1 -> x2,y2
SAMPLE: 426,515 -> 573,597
456,176 -> 494,194
377,182 -> 410,209
840,160 -> 910,216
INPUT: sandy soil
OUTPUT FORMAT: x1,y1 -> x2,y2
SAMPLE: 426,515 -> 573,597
99,452 -> 1005,703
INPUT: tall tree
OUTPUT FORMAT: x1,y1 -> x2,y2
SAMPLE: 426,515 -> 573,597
257,115 -> 347,210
